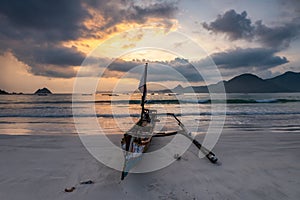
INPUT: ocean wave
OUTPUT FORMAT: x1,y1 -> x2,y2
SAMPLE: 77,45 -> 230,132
0,114 -> 140,118
1,111 -> 300,118
0,98 -> 299,105
180,99 -> 210,103
255,99 -> 278,103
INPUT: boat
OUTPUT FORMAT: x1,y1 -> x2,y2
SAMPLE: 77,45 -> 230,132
37,93 -> 48,96
101,93 -> 119,96
121,63 -> 158,180
121,63 -> 218,180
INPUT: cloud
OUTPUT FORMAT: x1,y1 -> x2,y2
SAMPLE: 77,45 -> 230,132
202,9 -> 254,40
254,20 -> 300,49
29,65 -> 77,78
80,46 -> 289,84
99,46 -> 289,82
202,9 -> 300,49
106,59 -> 139,73
13,45 -> 86,78
128,1 -> 179,22
0,42 -> 86,78
0,0 -> 179,78
86,0 -> 178,30
0,0 -> 90,42
103,57 -> 205,82
208,48 -> 288,69
15,45 -> 86,67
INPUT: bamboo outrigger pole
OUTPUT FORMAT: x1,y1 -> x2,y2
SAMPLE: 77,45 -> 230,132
166,113 -> 218,163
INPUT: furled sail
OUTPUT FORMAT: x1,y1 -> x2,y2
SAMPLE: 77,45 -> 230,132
138,63 -> 148,107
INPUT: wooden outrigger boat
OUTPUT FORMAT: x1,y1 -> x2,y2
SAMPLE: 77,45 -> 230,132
121,63 -> 218,180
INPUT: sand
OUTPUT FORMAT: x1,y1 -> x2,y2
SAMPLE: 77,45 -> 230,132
0,130 -> 299,200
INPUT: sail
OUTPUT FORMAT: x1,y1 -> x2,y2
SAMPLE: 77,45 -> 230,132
138,63 -> 148,103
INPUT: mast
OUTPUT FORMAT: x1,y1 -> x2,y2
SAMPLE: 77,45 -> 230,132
139,63 -> 148,118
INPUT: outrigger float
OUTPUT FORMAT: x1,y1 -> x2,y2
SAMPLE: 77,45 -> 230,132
121,63 -> 218,180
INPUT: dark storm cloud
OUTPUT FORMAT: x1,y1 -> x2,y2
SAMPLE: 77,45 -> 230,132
0,0 -> 90,41
202,9 -> 254,40
0,0 -> 90,78
254,20 -> 300,49
86,0 -> 178,30
12,45 -> 86,68
107,59 -> 140,72
0,0 -> 86,28
0,0 -> 179,78
9,45 -> 85,78
208,48 -> 288,69
29,65 -> 77,78
202,9 -> 300,49
128,1 -> 179,22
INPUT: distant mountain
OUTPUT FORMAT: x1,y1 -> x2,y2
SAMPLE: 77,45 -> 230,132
173,84 -> 185,93
158,71 -> 300,93
0,89 -> 9,95
158,84 -> 188,93
214,74 -> 288,93
266,71 -> 300,92
34,87 -> 52,95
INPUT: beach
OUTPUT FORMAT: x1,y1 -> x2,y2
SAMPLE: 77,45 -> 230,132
0,93 -> 300,199
1,0 -> 300,199
0,129 -> 299,200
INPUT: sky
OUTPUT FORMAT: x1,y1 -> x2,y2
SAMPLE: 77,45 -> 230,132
0,0 -> 299,93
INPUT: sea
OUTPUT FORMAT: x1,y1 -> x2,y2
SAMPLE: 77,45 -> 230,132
0,93 -> 300,136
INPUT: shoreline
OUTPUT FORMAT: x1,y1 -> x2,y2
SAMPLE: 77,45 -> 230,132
0,130 -> 299,199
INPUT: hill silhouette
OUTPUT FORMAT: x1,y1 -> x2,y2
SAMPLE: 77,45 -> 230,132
0,89 -> 9,95
266,71 -> 300,92
34,88 -> 52,95
159,71 -> 300,93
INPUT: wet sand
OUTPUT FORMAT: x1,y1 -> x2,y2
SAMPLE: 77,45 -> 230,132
0,130 -> 299,200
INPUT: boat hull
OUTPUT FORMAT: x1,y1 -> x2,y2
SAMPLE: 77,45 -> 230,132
121,110 -> 157,180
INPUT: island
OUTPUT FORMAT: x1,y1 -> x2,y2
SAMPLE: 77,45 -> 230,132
34,87 -> 52,95
0,89 -> 9,95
